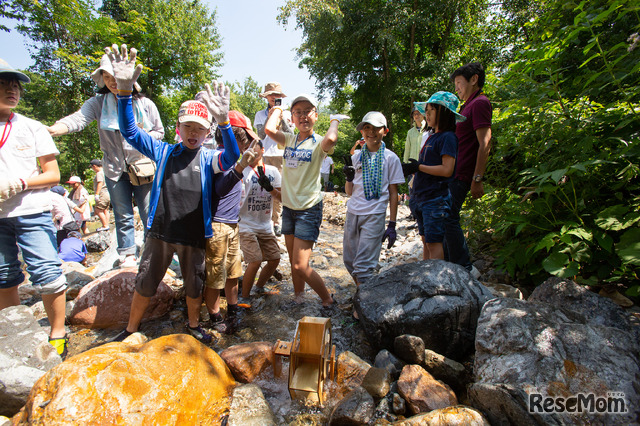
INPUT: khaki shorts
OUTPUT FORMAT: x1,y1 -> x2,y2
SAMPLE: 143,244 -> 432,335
239,231 -> 281,264
94,189 -> 110,210
205,222 -> 242,289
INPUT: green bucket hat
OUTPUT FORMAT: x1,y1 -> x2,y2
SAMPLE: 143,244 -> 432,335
425,91 -> 466,122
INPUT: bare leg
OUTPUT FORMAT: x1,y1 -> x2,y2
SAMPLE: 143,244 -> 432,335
241,262 -> 260,297
41,290 -> 67,339
185,295 -> 202,328
290,237 -> 333,306
225,278 -> 238,306
204,287 -> 222,315
0,287 -> 20,310
96,207 -> 109,228
284,234 -> 303,299
426,242 -> 444,260
125,290 -> 151,332
256,259 -> 279,288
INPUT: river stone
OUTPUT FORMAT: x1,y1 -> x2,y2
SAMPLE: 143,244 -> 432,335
0,305 -> 61,417
355,260 -> 493,360
470,295 -> 640,425
61,262 -> 95,299
392,405 -> 490,425
481,281 -> 523,299
361,367 -> 391,400
397,364 -> 458,415
392,392 -> 406,415
68,268 -> 174,328
394,334 -> 425,365
84,231 -> 110,252
12,334 -> 236,424
374,349 -> 405,380
336,351 -> 371,392
220,341 -> 274,383
228,383 -> 276,426
423,349 -> 468,393
328,385 -> 374,426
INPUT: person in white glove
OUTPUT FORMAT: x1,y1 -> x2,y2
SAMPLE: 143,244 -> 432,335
0,58 -> 69,358
104,44 -> 240,345
265,93 -> 349,309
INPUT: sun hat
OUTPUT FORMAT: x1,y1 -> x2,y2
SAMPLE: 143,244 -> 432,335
228,110 -> 260,141
177,100 -> 212,129
90,159 -> 102,167
290,93 -> 318,109
50,185 -> 66,196
91,54 -> 142,92
66,176 -> 82,184
0,58 -> 30,83
356,111 -> 388,131
425,91 -> 467,122
259,82 -> 286,98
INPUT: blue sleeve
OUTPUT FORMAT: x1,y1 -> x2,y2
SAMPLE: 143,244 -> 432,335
216,124 -> 240,170
116,95 -> 160,160
215,169 -> 242,196
441,132 -> 458,159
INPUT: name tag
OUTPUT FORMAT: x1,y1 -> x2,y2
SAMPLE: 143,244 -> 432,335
286,157 -> 299,168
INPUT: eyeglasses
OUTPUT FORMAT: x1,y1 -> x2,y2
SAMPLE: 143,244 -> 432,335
292,109 -> 316,117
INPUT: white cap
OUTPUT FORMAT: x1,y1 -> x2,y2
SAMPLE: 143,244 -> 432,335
290,93 -> 318,109
356,111 -> 387,131
66,176 -> 82,184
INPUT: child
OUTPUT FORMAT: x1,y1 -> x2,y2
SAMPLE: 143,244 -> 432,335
90,159 -> 111,231
204,111 -> 261,335
343,112 -> 404,294
0,59 -> 69,357
402,91 -> 466,259
50,185 -> 80,247
237,141 -> 282,303
66,175 -> 91,234
265,95 -> 348,308
106,44 -> 240,343
58,231 -> 88,266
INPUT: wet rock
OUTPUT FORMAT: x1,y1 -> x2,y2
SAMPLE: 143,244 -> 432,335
392,392 -> 406,415
228,383 -> 276,425
394,334 -> 425,365
422,349 -> 467,393
328,386 -> 375,426
361,367 -> 391,400
336,351 -> 371,392
392,405 -> 490,425
13,334 -> 236,424
0,305 -> 61,417
84,230 -> 110,252
68,268 -> 174,328
470,286 -> 640,425
220,341 -> 274,383
397,364 -> 457,415
61,262 -> 95,299
374,349 -> 405,380
356,260 -> 493,360
374,396 -> 397,422
481,281 -> 523,299
311,253 -> 329,269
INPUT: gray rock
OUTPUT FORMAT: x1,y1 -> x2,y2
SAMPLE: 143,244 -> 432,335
374,349 -> 405,380
423,349 -> 468,393
392,392 -> 406,415
228,383 -> 276,426
481,281 -> 523,299
373,396 -> 398,423
394,334 -> 425,365
355,260 -> 493,360
61,262 -> 95,299
0,305 -> 61,417
471,294 -> 640,425
84,230 -> 110,252
329,386 -> 375,426
361,367 -> 391,400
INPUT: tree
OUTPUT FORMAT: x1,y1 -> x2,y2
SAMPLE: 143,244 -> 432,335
229,77 -> 264,122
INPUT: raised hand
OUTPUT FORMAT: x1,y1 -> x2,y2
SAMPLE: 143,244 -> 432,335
239,140 -> 259,169
257,166 -> 274,192
200,81 -> 230,124
329,114 -> 350,123
343,154 -> 355,182
104,44 -> 143,92
401,158 -> 420,177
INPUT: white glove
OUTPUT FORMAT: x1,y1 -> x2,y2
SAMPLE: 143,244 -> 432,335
200,81 -> 230,124
105,44 -> 143,92
94,193 -> 100,202
239,141 -> 259,169
330,114 -> 350,122
0,179 -> 26,202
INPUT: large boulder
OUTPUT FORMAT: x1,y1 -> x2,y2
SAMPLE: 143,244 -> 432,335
228,384 -> 276,425
470,279 -> 640,425
355,260 -> 493,359
84,230 -> 111,252
13,334 -> 236,424
68,268 -> 174,328
220,341 -> 274,383
397,364 -> 458,415
0,306 -> 61,417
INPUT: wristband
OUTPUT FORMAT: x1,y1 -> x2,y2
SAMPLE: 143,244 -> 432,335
117,89 -> 133,94
218,121 -> 230,126
330,119 -> 339,124
20,178 -> 27,191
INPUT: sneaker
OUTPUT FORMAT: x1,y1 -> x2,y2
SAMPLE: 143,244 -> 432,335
187,325 -> 213,343
111,329 -> 133,342
48,335 -> 68,359
121,255 -> 138,268
274,225 -> 282,237
96,226 -> 110,232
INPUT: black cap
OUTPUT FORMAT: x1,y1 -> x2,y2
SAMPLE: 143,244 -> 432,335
90,159 -> 102,167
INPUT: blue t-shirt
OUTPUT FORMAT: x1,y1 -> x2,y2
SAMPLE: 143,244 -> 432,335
413,131 -> 458,202
59,237 -> 88,263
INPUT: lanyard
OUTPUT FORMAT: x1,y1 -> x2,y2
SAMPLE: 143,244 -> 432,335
293,133 -> 315,150
0,112 -> 15,150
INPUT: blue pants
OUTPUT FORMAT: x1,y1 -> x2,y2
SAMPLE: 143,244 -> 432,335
443,179 -> 472,271
105,174 -> 151,256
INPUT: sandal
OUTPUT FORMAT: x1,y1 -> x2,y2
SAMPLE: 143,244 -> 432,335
48,334 -> 68,359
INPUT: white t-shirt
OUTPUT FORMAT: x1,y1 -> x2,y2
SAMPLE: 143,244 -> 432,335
50,192 -> 76,230
0,113 -> 59,219
254,108 -> 284,158
70,186 -> 91,223
321,156 -> 334,174
346,146 -> 405,215
239,164 -> 281,233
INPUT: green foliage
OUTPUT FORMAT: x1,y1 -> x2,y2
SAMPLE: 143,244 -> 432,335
229,77 -> 264,122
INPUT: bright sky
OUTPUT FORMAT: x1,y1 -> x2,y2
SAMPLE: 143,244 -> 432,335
0,0 -> 319,107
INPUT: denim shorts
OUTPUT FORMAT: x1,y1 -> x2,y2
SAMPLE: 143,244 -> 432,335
281,200 -> 323,242
0,212 -> 67,294
414,194 -> 451,243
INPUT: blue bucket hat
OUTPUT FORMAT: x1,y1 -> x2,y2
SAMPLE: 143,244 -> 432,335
424,91 -> 466,122
0,58 -> 30,83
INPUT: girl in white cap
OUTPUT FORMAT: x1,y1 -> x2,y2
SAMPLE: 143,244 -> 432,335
0,59 -> 69,358
47,53 -> 164,268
